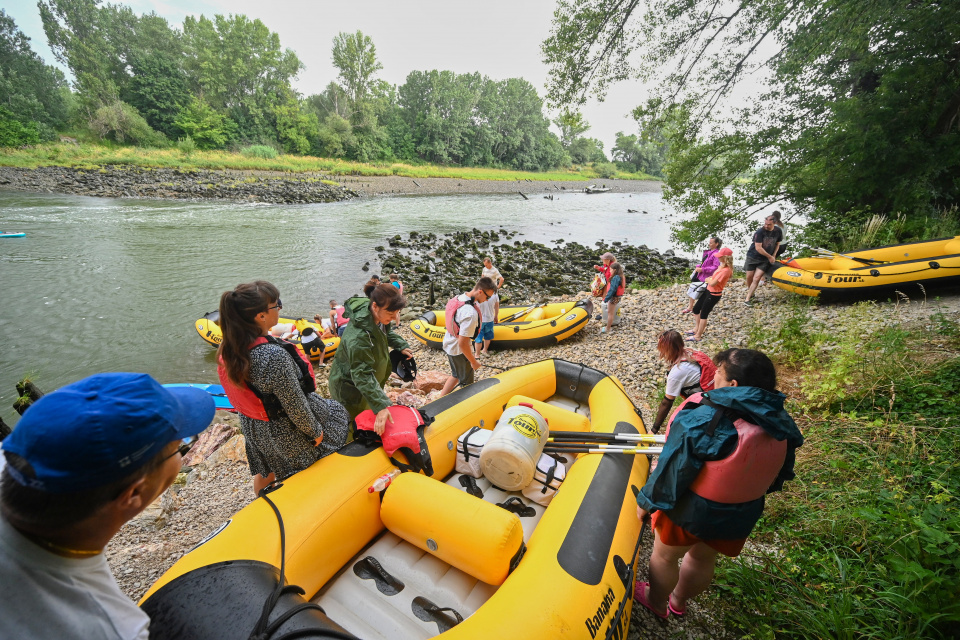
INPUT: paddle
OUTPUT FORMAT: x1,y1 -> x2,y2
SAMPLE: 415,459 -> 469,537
815,247 -> 886,265
499,304 -> 539,323
542,445 -> 664,456
548,430 -> 666,444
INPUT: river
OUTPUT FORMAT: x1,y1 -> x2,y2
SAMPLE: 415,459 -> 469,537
0,188 -> 680,424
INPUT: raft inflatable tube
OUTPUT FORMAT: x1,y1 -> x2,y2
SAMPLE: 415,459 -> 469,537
410,300 -> 593,350
141,359 -> 650,640
772,235 -> 960,300
194,310 -> 340,362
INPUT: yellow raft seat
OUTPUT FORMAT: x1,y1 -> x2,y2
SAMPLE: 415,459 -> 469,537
410,300 -> 593,350
140,359 -> 651,640
195,310 -> 340,361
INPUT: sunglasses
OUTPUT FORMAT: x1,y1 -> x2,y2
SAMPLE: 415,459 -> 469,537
164,436 -> 197,462
267,299 -> 283,311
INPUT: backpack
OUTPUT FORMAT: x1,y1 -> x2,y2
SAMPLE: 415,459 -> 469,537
445,295 -> 480,339
680,350 -> 717,398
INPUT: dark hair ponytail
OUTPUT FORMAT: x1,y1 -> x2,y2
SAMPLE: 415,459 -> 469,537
217,280 -> 279,386
366,282 -> 407,312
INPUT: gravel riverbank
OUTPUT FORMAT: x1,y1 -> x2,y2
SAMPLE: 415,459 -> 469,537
0,164 -> 660,202
106,279 -> 960,640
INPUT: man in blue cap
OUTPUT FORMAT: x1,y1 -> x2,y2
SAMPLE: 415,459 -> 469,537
0,373 -> 215,639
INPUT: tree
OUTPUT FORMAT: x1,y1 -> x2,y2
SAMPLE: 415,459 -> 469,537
121,51 -> 190,139
398,70 -> 484,165
569,137 -> 607,165
174,96 -> 236,149
553,109 -> 589,147
331,31 -> 383,108
89,100 -> 165,145
543,0 -> 960,248
182,14 -> 302,142
0,10 -> 69,136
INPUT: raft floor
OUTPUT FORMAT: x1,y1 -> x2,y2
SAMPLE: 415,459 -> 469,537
312,395 -> 586,640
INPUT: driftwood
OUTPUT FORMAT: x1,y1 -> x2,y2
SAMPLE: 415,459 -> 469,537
412,180 -> 422,188
13,379 -> 45,416
518,191 -> 529,200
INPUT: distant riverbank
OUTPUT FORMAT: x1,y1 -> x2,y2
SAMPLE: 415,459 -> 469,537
0,164 -> 661,203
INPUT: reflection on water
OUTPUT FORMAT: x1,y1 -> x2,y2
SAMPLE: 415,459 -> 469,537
0,189 -> 680,423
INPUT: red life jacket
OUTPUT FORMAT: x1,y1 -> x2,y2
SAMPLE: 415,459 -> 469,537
666,392 -> 788,504
334,305 -> 349,328
354,405 -> 425,456
679,350 -> 717,398
611,274 -> 625,297
445,295 -> 480,339
218,336 -> 316,422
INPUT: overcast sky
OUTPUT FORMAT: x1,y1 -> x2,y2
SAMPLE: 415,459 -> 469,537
4,0 -> 649,152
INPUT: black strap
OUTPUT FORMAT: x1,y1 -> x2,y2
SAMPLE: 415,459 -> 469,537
458,426 -> 482,461
540,458 -> 559,494
458,475 -> 484,498
496,496 -> 536,517
699,395 -> 733,437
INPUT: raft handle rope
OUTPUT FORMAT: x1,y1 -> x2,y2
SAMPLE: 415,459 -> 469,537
603,517 -> 650,640
250,482 -> 356,640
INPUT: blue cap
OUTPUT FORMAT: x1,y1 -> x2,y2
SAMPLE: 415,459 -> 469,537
3,373 -> 215,493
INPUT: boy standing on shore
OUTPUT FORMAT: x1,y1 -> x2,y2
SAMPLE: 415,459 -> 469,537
482,257 -> 505,288
474,285 -> 500,357
440,277 -> 497,397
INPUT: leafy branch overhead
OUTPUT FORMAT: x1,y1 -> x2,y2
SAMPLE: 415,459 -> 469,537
544,0 -> 960,249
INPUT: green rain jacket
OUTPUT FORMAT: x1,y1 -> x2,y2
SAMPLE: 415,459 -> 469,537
328,295 -> 410,418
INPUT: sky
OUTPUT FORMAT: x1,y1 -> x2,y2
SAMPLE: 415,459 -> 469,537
3,0 -> 650,152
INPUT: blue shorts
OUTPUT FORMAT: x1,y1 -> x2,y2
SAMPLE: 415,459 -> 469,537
474,321 -> 494,342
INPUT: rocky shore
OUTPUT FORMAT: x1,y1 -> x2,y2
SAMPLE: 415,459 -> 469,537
0,164 -> 660,202
0,165 -> 358,204
377,229 -> 693,312
105,277 -> 960,640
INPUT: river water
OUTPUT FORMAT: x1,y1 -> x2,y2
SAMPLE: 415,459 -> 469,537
0,188 -> 680,424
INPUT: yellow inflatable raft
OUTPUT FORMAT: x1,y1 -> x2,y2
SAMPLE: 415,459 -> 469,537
772,235 -> 960,300
195,310 -> 340,362
140,359 -> 650,640
410,301 -> 593,350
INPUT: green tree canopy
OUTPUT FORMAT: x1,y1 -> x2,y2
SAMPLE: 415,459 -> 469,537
0,10 -> 69,135
121,51 -> 190,139
544,0 -> 960,248
553,109 -> 590,148
331,31 -> 383,109
181,14 -> 302,142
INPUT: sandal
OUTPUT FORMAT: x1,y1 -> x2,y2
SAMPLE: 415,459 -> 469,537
667,596 -> 686,618
680,309 -> 691,314
633,581 -> 669,619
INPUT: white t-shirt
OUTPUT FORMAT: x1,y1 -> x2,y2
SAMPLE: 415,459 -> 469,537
665,360 -> 702,398
442,295 -> 480,356
477,293 -> 499,323
482,266 -> 503,284
0,515 -> 151,639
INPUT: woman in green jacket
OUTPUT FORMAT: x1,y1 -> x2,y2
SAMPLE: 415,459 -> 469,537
328,281 -> 413,434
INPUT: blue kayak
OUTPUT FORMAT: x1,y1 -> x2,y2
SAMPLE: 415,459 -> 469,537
0,232 -> 26,238
163,383 -> 234,411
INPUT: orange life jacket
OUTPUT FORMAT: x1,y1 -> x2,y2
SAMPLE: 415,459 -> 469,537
218,336 -> 316,421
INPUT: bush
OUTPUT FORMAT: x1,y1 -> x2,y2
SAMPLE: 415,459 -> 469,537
594,161 -> 617,179
241,144 -> 278,159
177,136 -> 196,156
90,101 -> 166,146
0,106 -> 41,147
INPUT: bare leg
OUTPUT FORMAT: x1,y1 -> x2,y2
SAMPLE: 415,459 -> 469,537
474,340 -> 482,358
646,531 -> 693,613
688,313 -> 701,334
671,542 -> 719,611
693,316 -> 708,340
440,375 -> 459,397
482,338 -> 491,355
606,300 -> 618,332
744,269 -> 760,301
684,296 -> 697,312
253,472 -> 276,496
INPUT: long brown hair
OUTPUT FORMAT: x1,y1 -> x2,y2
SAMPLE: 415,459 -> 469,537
217,280 -> 279,386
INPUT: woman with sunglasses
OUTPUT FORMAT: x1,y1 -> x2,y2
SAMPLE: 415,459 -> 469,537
217,281 -> 350,495
328,280 -> 413,435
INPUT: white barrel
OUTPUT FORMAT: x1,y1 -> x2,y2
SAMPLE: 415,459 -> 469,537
479,404 -> 549,491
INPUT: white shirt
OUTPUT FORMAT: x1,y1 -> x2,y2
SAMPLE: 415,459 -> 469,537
665,360 -> 703,398
442,295 -> 480,356
477,292 -> 499,323
0,515 -> 151,639
482,266 -> 503,284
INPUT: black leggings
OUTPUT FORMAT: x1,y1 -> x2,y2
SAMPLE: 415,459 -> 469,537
693,293 -> 722,319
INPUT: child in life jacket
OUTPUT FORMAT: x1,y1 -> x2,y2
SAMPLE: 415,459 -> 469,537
634,348 -> 803,619
649,329 -> 716,434
440,277 -> 497,397
687,248 -> 734,342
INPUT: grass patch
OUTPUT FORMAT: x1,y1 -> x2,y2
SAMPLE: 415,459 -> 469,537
721,307 -> 960,638
0,142 -> 660,182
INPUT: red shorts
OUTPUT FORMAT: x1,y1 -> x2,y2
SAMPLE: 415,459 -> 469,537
652,511 -> 748,558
